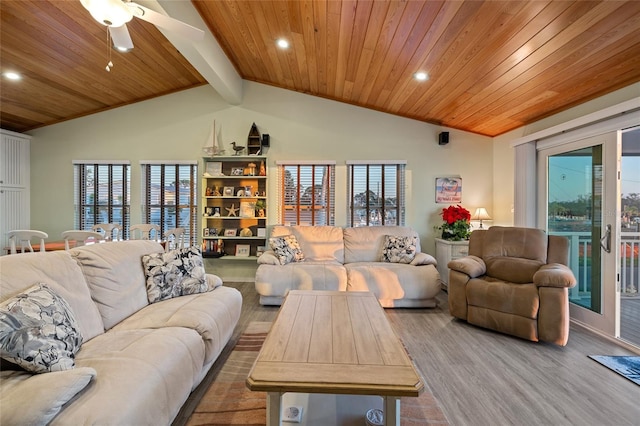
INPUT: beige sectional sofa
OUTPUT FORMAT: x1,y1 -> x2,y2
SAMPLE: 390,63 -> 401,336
255,225 -> 441,307
0,240 -> 242,425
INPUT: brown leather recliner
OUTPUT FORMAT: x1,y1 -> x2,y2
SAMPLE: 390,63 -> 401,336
447,226 -> 577,346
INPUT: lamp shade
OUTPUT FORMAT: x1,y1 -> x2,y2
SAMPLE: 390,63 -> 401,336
472,207 -> 491,221
80,0 -> 133,27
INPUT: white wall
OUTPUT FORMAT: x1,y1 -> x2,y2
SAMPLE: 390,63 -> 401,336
491,82 -> 640,228
27,81 -> 492,259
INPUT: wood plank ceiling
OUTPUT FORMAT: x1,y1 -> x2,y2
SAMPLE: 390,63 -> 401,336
1,0 -> 640,137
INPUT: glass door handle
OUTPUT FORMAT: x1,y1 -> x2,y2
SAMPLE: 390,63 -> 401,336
600,224 -> 611,253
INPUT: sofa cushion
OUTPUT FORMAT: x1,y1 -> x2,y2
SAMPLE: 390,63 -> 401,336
466,279 -> 540,319
255,261 -> 348,299
0,251 -> 104,342
0,284 -> 83,373
57,327 -> 204,425
142,247 -> 213,303
70,241 -> 164,330
269,235 -> 306,265
482,227 -> 547,283
381,235 -> 417,263
346,262 -> 440,302
344,226 -> 421,264
0,367 -> 96,425
272,226 -> 344,262
111,285 -> 242,365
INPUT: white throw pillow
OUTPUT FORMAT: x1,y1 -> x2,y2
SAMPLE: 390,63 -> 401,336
0,284 -> 83,373
381,235 -> 418,264
142,247 -> 214,304
269,235 -> 305,265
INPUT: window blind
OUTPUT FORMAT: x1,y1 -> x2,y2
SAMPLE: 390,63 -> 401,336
347,163 -> 406,226
73,163 -> 130,231
141,163 -> 197,245
277,163 -> 336,226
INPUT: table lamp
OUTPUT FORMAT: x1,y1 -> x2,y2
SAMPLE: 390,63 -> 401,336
472,207 -> 491,229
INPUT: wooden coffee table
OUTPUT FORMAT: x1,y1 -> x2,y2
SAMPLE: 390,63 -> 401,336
246,290 -> 423,426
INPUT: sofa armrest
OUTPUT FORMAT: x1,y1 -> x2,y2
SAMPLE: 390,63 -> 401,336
257,250 -> 280,265
533,263 -> 577,288
447,255 -> 486,278
206,273 -> 222,289
410,252 -> 437,266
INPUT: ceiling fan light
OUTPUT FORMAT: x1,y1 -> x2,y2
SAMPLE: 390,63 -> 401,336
80,0 -> 133,27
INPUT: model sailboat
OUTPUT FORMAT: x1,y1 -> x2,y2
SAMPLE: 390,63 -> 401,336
202,120 -> 224,156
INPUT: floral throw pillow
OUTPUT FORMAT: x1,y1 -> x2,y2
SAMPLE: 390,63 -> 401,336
269,235 -> 305,265
381,235 -> 418,264
0,283 -> 83,374
142,246 -> 214,304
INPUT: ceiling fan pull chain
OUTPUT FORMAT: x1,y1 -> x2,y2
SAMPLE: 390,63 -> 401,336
105,27 -> 113,72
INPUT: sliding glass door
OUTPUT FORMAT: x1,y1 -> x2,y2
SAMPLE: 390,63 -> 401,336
539,132 -> 620,336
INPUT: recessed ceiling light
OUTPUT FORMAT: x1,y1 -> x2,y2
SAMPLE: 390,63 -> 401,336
414,72 -> 428,81
3,71 -> 22,81
276,38 -> 289,49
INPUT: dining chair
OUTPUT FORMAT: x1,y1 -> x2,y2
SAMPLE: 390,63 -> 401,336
8,230 -> 49,254
92,223 -> 123,241
164,227 -> 186,251
62,230 -> 105,250
129,224 -> 161,241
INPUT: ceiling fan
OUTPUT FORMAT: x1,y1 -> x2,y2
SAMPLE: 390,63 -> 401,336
80,0 -> 204,51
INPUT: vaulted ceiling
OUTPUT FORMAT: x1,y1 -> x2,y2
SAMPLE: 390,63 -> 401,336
2,0 -> 640,137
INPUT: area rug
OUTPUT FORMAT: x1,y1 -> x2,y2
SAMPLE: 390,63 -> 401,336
187,321 -> 449,425
588,355 -> 640,386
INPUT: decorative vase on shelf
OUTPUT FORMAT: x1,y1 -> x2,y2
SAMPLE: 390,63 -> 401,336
438,205 -> 471,241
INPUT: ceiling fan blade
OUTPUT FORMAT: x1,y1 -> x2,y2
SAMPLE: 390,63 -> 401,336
127,2 -> 204,42
110,24 -> 134,50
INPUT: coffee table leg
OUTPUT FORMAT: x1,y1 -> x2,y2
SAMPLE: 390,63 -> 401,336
266,392 -> 281,426
383,396 -> 401,426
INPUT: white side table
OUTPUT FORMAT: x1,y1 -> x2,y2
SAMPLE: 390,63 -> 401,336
435,238 -> 470,290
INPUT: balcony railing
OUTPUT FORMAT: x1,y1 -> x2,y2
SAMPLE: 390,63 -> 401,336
554,231 -> 639,297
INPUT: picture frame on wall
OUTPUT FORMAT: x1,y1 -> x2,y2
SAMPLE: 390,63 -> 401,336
235,244 -> 250,257
435,176 -> 462,203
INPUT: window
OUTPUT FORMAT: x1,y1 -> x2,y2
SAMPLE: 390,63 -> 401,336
74,161 -> 130,231
347,161 -> 406,227
277,161 -> 335,226
141,162 -> 197,245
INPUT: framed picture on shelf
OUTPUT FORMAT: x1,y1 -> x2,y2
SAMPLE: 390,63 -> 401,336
208,228 -> 218,237
223,186 -> 234,197
240,201 -> 256,218
257,228 -> 266,237
224,228 -> 237,237
204,206 -> 214,216
235,244 -> 250,257
231,167 -> 244,176
205,161 -> 222,176
203,228 -> 210,237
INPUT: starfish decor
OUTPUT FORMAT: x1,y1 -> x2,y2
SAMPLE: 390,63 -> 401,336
225,204 -> 238,217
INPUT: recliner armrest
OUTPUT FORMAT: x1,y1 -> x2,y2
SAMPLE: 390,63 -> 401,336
533,263 -> 577,288
447,255 -> 486,278
410,252 -> 437,266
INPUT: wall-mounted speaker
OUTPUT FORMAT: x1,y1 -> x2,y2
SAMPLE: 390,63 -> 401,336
438,132 -> 449,145
262,134 -> 270,147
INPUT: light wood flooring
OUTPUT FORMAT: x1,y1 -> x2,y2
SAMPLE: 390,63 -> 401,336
174,283 -> 640,426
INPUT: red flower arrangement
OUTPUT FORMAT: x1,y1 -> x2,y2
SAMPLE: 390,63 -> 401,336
438,205 -> 471,240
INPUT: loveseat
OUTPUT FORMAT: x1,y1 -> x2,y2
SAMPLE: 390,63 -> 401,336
0,240 -> 242,425
255,225 -> 441,307
447,226 -> 577,345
